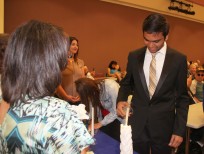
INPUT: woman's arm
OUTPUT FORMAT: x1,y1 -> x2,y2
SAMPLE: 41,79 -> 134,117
107,68 -> 115,77
0,100 -> 10,124
55,85 -> 80,102
81,147 -> 89,154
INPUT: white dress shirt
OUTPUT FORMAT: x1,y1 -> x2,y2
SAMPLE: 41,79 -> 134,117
143,42 -> 167,88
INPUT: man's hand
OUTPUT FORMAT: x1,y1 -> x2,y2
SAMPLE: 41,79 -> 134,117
169,134 -> 183,148
117,101 -> 129,118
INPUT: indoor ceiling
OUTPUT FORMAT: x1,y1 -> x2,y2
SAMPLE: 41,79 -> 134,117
186,0 -> 204,7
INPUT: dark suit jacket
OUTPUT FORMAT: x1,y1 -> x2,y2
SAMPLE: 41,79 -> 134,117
117,46 -> 189,144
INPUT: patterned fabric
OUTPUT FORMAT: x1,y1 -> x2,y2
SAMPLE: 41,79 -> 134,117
0,124 -> 8,154
190,80 -> 204,102
195,82 -> 204,102
0,85 -> 8,153
1,96 -> 94,154
0,106 -> 7,154
149,53 -> 156,98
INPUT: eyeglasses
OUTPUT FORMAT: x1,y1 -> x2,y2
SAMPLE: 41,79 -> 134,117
197,74 -> 204,77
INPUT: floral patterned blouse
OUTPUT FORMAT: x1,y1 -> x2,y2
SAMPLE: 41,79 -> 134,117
1,96 -> 94,153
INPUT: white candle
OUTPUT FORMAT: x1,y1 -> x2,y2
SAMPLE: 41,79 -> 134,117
125,95 -> 133,126
91,107 -> 94,136
125,107 -> 130,126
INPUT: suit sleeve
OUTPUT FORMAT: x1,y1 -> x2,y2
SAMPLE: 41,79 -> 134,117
117,52 -> 134,103
174,55 -> 190,137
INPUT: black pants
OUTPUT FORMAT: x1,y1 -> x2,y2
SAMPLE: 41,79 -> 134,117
133,125 -> 172,154
190,127 -> 204,142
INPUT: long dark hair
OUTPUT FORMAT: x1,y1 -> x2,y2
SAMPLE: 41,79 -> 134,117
0,33 -> 9,73
75,78 -> 103,122
142,13 -> 169,39
2,20 -> 68,105
108,60 -> 121,71
108,60 -> 117,69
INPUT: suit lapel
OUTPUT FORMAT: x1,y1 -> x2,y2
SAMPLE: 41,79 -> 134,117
153,49 -> 174,97
137,51 -> 150,98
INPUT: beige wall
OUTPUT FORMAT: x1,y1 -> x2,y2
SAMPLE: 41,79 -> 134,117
4,0 -> 204,74
102,0 -> 204,24
0,0 -> 4,33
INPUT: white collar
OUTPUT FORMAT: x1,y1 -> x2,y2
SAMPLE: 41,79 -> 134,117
146,42 -> 167,56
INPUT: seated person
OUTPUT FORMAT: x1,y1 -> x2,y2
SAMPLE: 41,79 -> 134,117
75,77 -> 123,141
189,67 -> 204,103
187,63 -> 197,87
0,20 -> 94,153
107,60 -> 126,82
84,65 -> 95,80
188,67 -> 204,152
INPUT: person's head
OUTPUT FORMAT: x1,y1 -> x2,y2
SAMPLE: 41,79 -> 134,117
75,78 -> 101,113
69,36 -> 79,62
115,64 -> 121,71
193,62 -> 199,68
108,60 -> 118,69
189,63 -> 197,75
142,13 -> 169,53
195,67 -> 204,82
2,20 -> 68,105
0,33 -> 9,73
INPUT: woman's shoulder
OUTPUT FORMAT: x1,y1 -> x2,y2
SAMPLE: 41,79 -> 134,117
4,96 -> 94,153
77,58 -> 84,65
10,96 -> 72,118
0,128 -> 8,154
34,96 -> 69,107
7,96 -> 90,138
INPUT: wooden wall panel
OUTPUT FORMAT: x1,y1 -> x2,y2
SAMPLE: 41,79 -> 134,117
5,0 -> 204,74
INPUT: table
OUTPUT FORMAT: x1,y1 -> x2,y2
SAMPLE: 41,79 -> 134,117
94,77 -> 117,81
91,130 -> 138,154
185,102 -> 204,154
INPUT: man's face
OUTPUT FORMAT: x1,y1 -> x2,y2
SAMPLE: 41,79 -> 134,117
143,32 -> 168,53
195,71 -> 204,82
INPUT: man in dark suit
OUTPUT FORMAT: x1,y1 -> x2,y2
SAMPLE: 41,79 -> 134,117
117,13 -> 190,154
